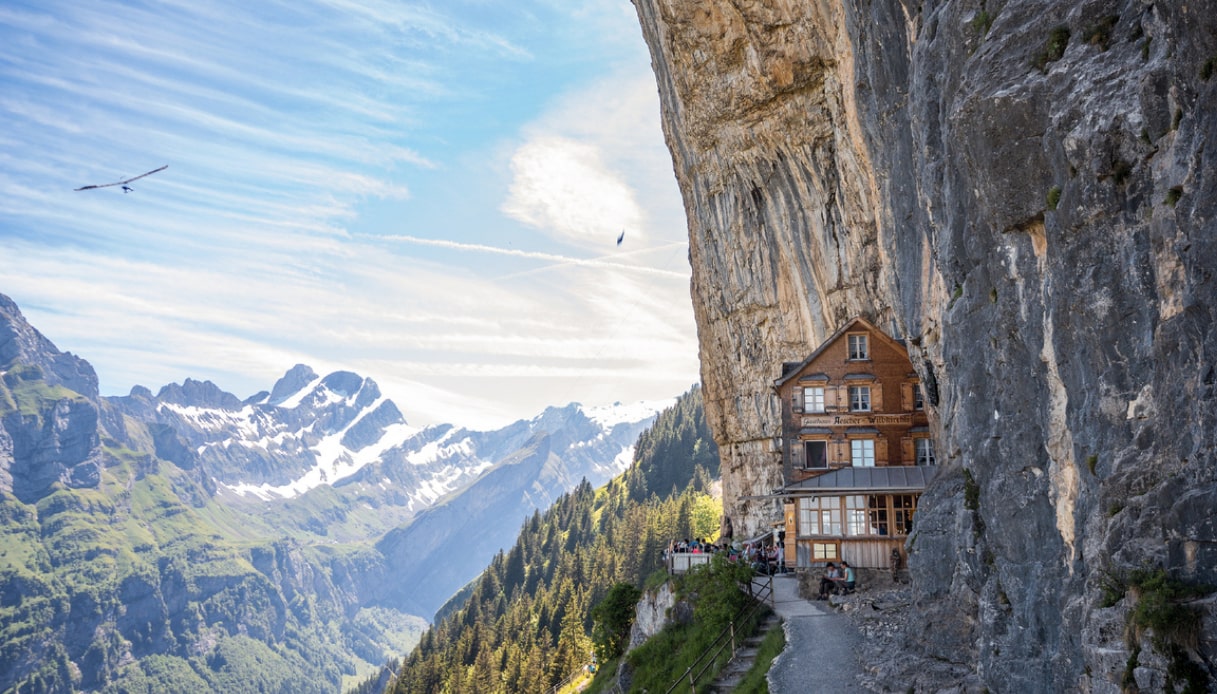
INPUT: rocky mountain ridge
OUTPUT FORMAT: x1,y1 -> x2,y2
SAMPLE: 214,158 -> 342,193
0,292 -> 668,692
634,0 -> 1217,690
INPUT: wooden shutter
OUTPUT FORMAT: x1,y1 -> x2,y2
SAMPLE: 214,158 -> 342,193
901,436 -> 915,464
832,439 -> 849,465
875,437 -> 889,465
790,438 -> 804,468
825,385 -> 841,411
792,387 -> 803,413
901,382 -> 913,411
871,384 -> 884,411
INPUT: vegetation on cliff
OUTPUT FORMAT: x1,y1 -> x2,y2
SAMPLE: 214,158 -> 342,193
387,385 -> 719,694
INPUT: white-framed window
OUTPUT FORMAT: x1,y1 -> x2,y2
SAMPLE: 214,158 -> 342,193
798,496 -> 841,536
913,384 -> 925,410
845,495 -> 868,536
915,438 -> 936,465
851,439 -> 875,467
848,385 -> 871,412
803,440 -> 828,469
848,334 -> 869,360
804,386 -> 825,413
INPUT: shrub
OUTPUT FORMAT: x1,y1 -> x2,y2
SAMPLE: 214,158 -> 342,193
590,583 -> 642,661
972,9 -> 994,36
1126,568 -> 1211,649
1165,186 -> 1183,208
1047,186 -> 1062,210
1033,26 -> 1071,72
963,469 -> 980,511
1083,15 -> 1119,51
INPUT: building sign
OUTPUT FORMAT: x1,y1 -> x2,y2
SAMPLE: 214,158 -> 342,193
801,413 -> 913,427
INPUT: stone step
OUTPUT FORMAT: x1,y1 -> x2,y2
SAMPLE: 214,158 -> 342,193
703,618 -> 782,693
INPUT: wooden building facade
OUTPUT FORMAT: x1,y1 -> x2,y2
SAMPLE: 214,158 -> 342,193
771,317 -> 938,570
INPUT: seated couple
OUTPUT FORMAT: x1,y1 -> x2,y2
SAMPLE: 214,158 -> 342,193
817,561 -> 856,599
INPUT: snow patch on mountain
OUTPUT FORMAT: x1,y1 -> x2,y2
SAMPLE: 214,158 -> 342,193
584,399 -> 674,429
275,374 -> 325,408
406,430 -> 475,466
219,414 -> 419,500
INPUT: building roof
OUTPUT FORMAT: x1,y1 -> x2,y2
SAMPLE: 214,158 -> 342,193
777,465 -> 939,495
773,316 -> 909,390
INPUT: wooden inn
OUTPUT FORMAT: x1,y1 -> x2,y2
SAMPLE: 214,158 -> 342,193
771,316 -> 939,570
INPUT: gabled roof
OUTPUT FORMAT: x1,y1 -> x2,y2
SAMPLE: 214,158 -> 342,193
773,316 -> 908,390
777,465 -> 938,496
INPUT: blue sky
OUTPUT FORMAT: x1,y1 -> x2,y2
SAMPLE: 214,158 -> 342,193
0,0 -> 698,428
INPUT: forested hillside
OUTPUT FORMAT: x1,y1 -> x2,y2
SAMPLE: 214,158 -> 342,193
384,385 -> 719,694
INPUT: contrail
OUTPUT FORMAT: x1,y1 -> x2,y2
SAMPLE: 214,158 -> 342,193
374,234 -> 688,279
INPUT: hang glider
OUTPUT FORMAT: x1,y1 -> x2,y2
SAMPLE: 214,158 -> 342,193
75,165 -> 168,192
616,229 -> 625,246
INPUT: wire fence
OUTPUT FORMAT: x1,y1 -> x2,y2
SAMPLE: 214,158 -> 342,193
663,572 -> 774,694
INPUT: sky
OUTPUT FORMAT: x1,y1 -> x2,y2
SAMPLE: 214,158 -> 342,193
0,0 -> 699,429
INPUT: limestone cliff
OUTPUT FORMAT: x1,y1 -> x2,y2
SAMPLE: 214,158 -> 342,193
634,0 -> 1217,689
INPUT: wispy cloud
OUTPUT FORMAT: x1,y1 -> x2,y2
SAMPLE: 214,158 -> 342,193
0,0 -> 696,429
372,234 -> 686,279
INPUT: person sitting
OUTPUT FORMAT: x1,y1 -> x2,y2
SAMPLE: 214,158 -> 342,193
818,563 -> 841,599
838,560 -> 857,594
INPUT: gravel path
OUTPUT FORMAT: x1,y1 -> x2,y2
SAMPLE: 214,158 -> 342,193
764,573 -> 864,693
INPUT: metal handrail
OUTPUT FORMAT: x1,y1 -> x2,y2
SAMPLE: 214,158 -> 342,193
663,572 -> 774,694
547,661 -> 594,694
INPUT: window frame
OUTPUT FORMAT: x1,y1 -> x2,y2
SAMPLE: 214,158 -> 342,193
797,496 -> 842,536
811,542 -> 839,561
915,437 -> 936,465
847,333 -> 870,361
848,385 -> 871,412
850,439 -> 876,467
803,386 -> 826,413
892,494 -> 917,535
803,440 -> 828,469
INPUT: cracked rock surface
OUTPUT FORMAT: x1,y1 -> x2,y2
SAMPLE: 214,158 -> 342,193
634,0 -> 1217,689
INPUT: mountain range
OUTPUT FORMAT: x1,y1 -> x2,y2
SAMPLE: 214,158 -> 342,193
0,292 -> 671,693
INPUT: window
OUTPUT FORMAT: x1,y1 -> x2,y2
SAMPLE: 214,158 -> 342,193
868,495 -> 889,536
915,438 -> 936,465
848,385 -> 871,412
893,495 -> 917,535
848,334 -> 869,360
812,542 -> 838,561
851,439 -> 875,467
804,386 -> 825,413
804,440 -> 827,469
913,384 -> 924,410
797,496 -> 841,536
845,495 -> 868,536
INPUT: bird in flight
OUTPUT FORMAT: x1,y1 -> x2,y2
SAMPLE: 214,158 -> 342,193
75,165 -> 168,193
616,229 -> 625,246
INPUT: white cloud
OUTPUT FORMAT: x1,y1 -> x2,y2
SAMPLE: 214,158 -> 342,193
501,135 -> 644,246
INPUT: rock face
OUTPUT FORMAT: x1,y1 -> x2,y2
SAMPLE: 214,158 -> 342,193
634,0 -> 1217,689
0,297 -> 102,501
